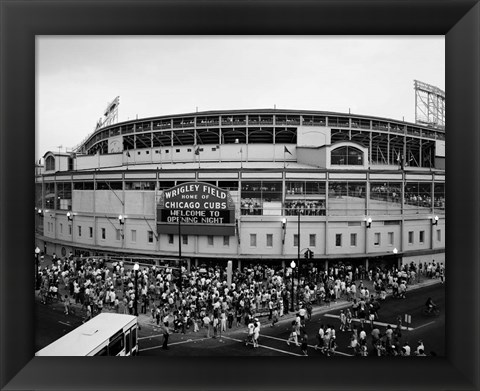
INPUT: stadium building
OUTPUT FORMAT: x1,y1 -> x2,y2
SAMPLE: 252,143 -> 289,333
35,102 -> 445,272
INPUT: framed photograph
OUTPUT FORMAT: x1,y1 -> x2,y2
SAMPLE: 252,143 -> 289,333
1,1 -> 479,390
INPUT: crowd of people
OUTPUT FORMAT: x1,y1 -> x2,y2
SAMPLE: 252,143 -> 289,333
284,201 -> 326,216
36,253 -> 444,355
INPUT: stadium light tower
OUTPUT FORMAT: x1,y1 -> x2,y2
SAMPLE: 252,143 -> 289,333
414,80 -> 445,129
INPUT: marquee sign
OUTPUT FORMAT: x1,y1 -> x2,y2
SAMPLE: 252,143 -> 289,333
156,182 -> 236,236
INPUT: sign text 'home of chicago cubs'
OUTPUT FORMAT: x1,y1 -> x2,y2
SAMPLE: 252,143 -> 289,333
156,182 -> 235,236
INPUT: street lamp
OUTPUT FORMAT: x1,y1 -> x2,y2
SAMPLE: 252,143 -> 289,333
67,212 -> 73,221
133,263 -> 139,316
290,260 -> 296,312
281,218 -> 287,245
297,210 -> 300,303
118,215 -> 125,225
366,217 -> 372,229
431,215 -> 439,226
35,247 -> 41,290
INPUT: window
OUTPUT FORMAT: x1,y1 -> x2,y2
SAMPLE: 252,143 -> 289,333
148,231 -> 154,243
96,181 -> 122,190
350,233 -> 357,247
131,328 -> 137,351
78,226 -> 82,237
241,181 -> 283,216
293,234 -> 299,247
419,231 -> 425,243
125,333 -> 131,356
101,228 -> 106,240
335,234 -> 342,247
125,181 -> 156,190
250,234 -> 257,247
374,233 -> 380,246
408,231 -> 414,244
208,235 -> 214,246
328,181 -> 366,216
309,234 -> 316,247
131,230 -> 137,242
68,225 -> 72,235
369,183 -> 402,214
60,223 -> 63,234
168,234 -> 174,244
223,236 -> 230,246
94,347 -> 108,356
176,149 -> 180,153
89,227 -> 93,238
182,235 -> 188,245
266,234 -> 273,247
331,145 -> 364,165
388,232 -> 394,245
437,229 -> 441,241
45,155 -> 55,171
116,229 -> 121,241
108,333 -> 125,356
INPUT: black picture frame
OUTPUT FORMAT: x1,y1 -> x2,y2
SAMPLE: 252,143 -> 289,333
1,1 -> 479,390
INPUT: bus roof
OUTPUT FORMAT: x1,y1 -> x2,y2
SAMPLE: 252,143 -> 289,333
36,313 -> 137,356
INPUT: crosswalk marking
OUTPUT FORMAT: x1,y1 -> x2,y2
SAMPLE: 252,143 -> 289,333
220,335 -> 303,356
257,333 -> 353,357
323,313 -> 414,331
139,337 -> 211,352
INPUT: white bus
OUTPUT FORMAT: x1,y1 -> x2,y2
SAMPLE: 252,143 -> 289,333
36,313 -> 138,356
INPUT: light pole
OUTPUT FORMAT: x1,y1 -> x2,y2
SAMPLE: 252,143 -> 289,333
297,210 -> 301,306
133,263 -> 139,316
178,217 -> 182,260
35,247 -> 41,289
290,260 -> 296,312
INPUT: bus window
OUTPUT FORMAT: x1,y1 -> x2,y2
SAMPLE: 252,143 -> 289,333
94,346 -> 108,356
125,332 -> 131,355
132,327 -> 137,353
108,333 -> 124,356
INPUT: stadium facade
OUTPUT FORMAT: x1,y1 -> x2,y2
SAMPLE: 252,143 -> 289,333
35,108 -> 445,271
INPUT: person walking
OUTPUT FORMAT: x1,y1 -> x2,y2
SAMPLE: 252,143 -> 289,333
315,324 -> 325,352
287,320 -> 299,346
301,332 -> 309,356
271,307 -> 279,327
339,310 -> 346,331
220,311 -> 227,334
253,318 -> 260,348
212,316 -> 219,338
161,322 -> 170,350
203,314 -> 211,338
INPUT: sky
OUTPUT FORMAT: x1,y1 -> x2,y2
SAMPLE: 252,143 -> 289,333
36,36 -> 445,160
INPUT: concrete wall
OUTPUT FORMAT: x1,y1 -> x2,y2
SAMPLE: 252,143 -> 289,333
297,126 -> 330,147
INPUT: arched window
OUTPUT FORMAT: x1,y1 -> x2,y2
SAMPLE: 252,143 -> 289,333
331,146 -> 363,165
45,156 -> 55,171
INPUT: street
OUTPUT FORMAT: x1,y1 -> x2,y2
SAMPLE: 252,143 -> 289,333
35,282 -> 444,356
138,283 -> 445,356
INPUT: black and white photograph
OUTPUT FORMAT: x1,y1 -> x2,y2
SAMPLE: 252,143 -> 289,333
34,36 -> 446,358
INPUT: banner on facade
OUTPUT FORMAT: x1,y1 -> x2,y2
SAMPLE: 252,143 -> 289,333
156,182 -> 236,235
